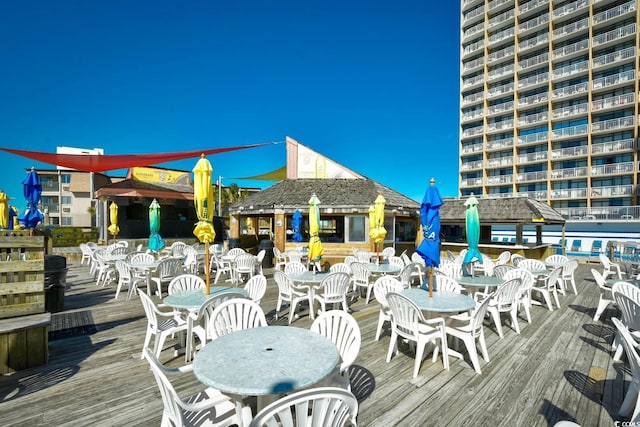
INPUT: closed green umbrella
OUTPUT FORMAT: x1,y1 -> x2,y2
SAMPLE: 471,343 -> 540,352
148,199 -> 165,253
462,194 -> 483,267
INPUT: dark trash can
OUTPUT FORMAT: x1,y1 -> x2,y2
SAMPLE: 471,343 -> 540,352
259,240 -> 275,268
45,255 -> 67,313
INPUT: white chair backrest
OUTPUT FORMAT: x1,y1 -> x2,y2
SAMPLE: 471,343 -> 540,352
388,256 -> 405,270
511,254 -> 525,267
138,289 -> 160,330
493,264 -> 515,279
130,252 -> 154,265
115,260 -> 132,280
355,250 -> 372,263
373,276 -> 404,308
286,250 -> 303,264
545,254 -> 569,265
228,248 -> 246,258
411,252 -> 426,265
386,292 -> 427,341
310,310 -> 361,373
611,317 -> 640,403
350,262 -> 371,286
167,274 -> 205,294
284,262 -> 307,276
274,270 -> 294,298
207,298 -> 267,340
504,268 -> 535,292
496,251 -> 511,265
143,350 -> 188,426
439,262 -> 463,279
156,258 -> 182,279
235,254 -> 257,271
518,258 -> 546,272
381,246 -> 395,258
111,246 -> 128,255
248,387 -> 358,427
493,278 -> 522,310
256,249 -> 266,263
399,263 -> 422,288
612,281 -> 640,332
562,259 -> 579,277
436,275 -> 464,293
591,268 -> 610,287
316,272 -> 351,302
343,255 -> 357,266
330,262 -> 351,274
470,295 -> 493,337
244,274 -> 267,303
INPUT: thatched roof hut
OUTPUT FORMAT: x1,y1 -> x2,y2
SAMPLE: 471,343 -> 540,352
440,197 -> 565,225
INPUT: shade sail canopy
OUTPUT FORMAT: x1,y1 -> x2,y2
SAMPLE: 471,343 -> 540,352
0,142 -> 277,173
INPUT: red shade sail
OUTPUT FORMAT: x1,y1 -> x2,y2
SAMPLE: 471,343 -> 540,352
0,142 -> 277,173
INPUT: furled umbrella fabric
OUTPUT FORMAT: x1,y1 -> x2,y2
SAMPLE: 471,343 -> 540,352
308,193 -> 324,263
462,194 -> 483,265
18,168 -> 44,229
416,179 -> 443,268
8,206 -> 17,230
368,205 -> 376,247
192,154 -> 215,294
107,201 -> 120,239
148,199 -> 165,253
292,209 -> 303,242
372,194 -> 387,245
0,191 -> 8,229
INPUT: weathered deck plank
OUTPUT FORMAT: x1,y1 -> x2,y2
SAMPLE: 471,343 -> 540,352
0,261 -> 632,426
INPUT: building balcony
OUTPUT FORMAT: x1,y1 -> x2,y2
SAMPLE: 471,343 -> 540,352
486,119 -> 514,133
517,72 -> 549,90
488,8 -> 515,30
463,39 -> 485,58
552,81 -> 588,99
42,203 -> 60,214
552,39 -> 589,60
518,111 -> 548,127
592,23 -> 636,48
460,177 -> 483,188
487,45 -> 515,64
463,0 -> 484,12
519,13 -> 548,34
486,138 -> 514,151
552,60 -> 588,81
461,109 -> 484,122
552,0 -> 589,22
591,138 -> 635,155
487,100 -> 514,116
592,69 -> 635,92
487,82 -> 514,98
462,57 -> 485,74
486,157 -> 514,168
518,151 -> 548,165
518,52 -> 549,71
551,144 -> 588,160
487,0 -> 514,13
463,21 -> 485,41
592,46 -> 636,69
460,142 -> 484,155
518,92 -> 548,107
552,103 -> 588,120
550,166 -> 588,180
517,131 -> 549,146
519,0 -> 549,16
41,182 -> 60,192
461,160 -> 484,171
463,5 -> 485,26
592,1 -> 636,26
591,115 -> 635,133
592,93 -> 635,113
518,33 -> 549,52
591,162 -> 635,177
461,91 -> 485,106
488,27 -> 514,45
552,124 -> 588,140
517,189 -> 548,199
461,125 -> 485,138
486,175 -> 513,185
488,63 -> 514,81
590,184 -> 634,198
550,187 -> 588,199
553,17 -> 588,39
516,170 -> 548,183
462,74 -> 485,90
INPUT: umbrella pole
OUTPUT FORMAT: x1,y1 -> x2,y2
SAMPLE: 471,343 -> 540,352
429,267 -> 433,298
205,242 -> 210,295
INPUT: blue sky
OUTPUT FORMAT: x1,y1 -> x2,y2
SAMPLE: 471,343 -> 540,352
1,1 -> 460,209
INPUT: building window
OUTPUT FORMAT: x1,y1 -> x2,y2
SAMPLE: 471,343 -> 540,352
61,196 -> 72,205
395,219 -> 416,243
61,174 -> 71,184
61,217 -> 72,226
346,216 -> 366,243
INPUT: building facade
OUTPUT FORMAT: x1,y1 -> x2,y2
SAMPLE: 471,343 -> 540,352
459,0 -> 639,218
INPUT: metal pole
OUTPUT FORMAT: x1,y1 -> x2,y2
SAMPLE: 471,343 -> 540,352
218,176 -> 222,217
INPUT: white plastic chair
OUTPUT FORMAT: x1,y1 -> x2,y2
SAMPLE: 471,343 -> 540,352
545,254 -> 569,266
138,289 -> 187,359
168,274 -> 205,295
398,262 -> 424,288
439,262 -> 463,279
79,243 -> 92,265
310,310 -> 361,389
381,246 -> 395,259
211,252 -> 233,284
518,258 -> 546,272
436,275 -> 464,294
182,246 -> 199,274
244,274 -> 267,304
530,266 -> 562,311
592,268 -> 615,322
561,259 -> 579,295
286,250 -> 304,264
255,249 -> 266,275
504,268 -> 535,324
227,247 -> 246,258
284,261 -> 307,276
600,253 -> 625,280
612,317 -> 640,422
494,250 -> 511,265
329,262 -> 351,274
348,262 -> 373,304
476,278 -> 522,338
274,270 -> 312,324
313,272 -> 351,315
114,260 -> 145,300
386,292 -> 449,378
151,258 -> 182,298
493,264 -> 515,279
248,387 -> 358,427
511,253 -> 525,267
206,298 -> 267,341
445,295 -> 492,374
272,247 -> 287,271
234,253 -> 257,283
143,349 -> 250,427
612,281 -> 640,362
372,276 -> 404,341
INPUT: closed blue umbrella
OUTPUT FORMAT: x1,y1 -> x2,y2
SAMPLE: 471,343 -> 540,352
416,178 -> 443,297
462,194 -> 483,267
18,167 -> 44,229
292,209 -> 303,242
148,199 -> 165,253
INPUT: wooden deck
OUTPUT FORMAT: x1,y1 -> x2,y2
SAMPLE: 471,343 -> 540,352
0,260 -> 632,426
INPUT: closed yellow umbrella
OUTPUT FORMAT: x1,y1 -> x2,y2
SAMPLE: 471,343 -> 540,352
372,194 -> 387,257
368,205 -> 376,252
308,193 -> 324,269
192,154 -> 215,294
107,201 -> 120,243
0,191 -> 8,229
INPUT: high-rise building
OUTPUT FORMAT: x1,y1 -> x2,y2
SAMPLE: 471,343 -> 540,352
459,0 -> 638,218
